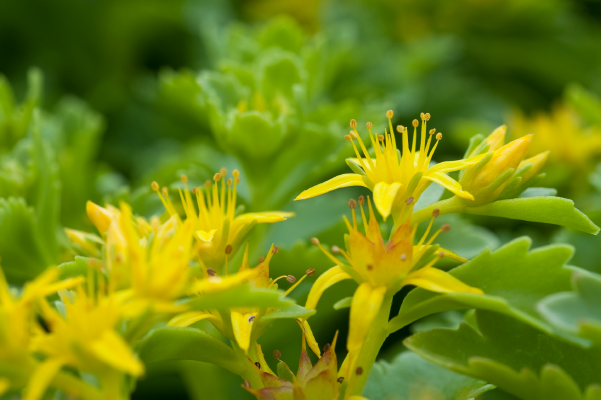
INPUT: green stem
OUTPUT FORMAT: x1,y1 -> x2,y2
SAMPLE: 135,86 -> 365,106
232,342 -> 263,390
411,196 -> 465,226
345,294 -> 394,397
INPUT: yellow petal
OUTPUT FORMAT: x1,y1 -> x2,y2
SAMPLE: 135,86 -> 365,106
305,266 -> 352,310
372,182 -> 402,221
518,151 -> 549,183
295,174 -> 368,201
231,311 -> 255,353
86,201 -> 116,234
423,171 -> 474,200
484,125 -> 507,152
427,153 -> 487,174
190,268 -> 256,294
301,319 -> 321,358
404,267 -> 483,295
89,330 -> 145,376
196,229 -> 217,243
347,283 -> 387,352
23,358 -> 65,400
235,211 -> 295,224
0,378 -> 9,396
255,343 -> 276,375
167,311 -> 220,327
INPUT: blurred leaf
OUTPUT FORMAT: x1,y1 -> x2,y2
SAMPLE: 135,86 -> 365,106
465,197 -> 600,235
57,256 -> 94,280
137,327 -> 247,376
565,84 -> 601,128
538,271 -> 601,347
389,238 -> 574,337
405,310 -> 601,400
518,187 -> 557,198
186,284 -> 294,311
414,182 -> 445,212
364,351 -> 494,400
259,305 -> 315,321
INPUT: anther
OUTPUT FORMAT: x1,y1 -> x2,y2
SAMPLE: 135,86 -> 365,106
337,377 -> 344,383
429,129 -> 436,135
348,199 -> 357,209
151,181 -> 159,191
220,167 -> 227,176
306,268 -> 316,276
377,135 -> 384,141
331,246 -> 340,253
227,178 -> 232,186
248,315 -> 256,323
255,362 -> 261,369
286,275 -> 296,283
412,119 -> 419,128
436,133 -> 442,140
358,195 -> 365,206
344,134 -> 353,141
366,122 -> 373,129
233,169 -> 240,178
272,246 -> 279,255
425,113 -> 431,121
235,177 -> 240,184
356,367 -> 363,375
350,119 -> 357,129
386,110 -> 393,119
181,174 -> 188,183
396,125 -> 405,133
259,256 -> 265,263
400,253 -> 407,261
441,224 -> 451,232
432,209 -> 440,218
273,350 -> 282,359
323,343 -> 331,352
438,251 -> 445,258
420,112 -> 425,120
205,180 -> 211,188
311,237 -> 320,245
207,268 -> 217,276
192,187 -> 198,194
349,130 -> 358,139
162,187 -> 169,196
405,197 -> 414,205
243,381 -> 251,388
213,173 -> 221,182
367,264 -> 373,270
225,244 -> 232,255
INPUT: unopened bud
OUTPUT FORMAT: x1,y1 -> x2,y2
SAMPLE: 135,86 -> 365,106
517,151 -> 549,184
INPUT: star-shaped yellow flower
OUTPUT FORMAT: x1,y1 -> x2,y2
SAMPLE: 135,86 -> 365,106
296,111 -> 487,221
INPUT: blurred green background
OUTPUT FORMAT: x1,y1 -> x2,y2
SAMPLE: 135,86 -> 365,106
2,0 -> 601,398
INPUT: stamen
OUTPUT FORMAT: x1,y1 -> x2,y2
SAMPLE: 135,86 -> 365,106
273,246 -> 279,255
312,238 -> 343,265
207,268 -> 217,277
358,196 -> 368,235
259,256 -> 265,263
248,315 -> 256,323
286,275 -> 296,283
337,377 -> 344,383
273,350 -> 282,359
284,273 -> 309,296
181,174 -> 188,183
432,208 -> 440,218
225,244 -> 232,254
350,119 -> 357,129
306,268 -> 316,276
386,110 -> 394,119
151,181 -> 159,191
441,224 -> 451,233
349,130 -> 358,139
344,134 -> 352,141
255,362 -> 261,369
220,167 -> 227,177
356,367 -> 364,375
366,122 -> 373,129
268,276 -> 288,289
331,246 -> 340,253
213,173 -> 221,182
323,343 -> 331,352
243,381 -> 251,388
349,199 -> 357,230
405,197 -> 414,205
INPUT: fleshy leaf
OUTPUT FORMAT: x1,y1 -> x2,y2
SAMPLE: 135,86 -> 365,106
538,271 -> 601,346
388,238 -> 574,336
465,197 -> 599,235
186,284 -> 294,311
259,305 -> 316,321
405,310 -> 601,400
364,351 -> 494,400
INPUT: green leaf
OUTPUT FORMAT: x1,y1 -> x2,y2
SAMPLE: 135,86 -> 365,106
518,187 -> 557,198
538,271 -> 601,346
0,197 -> 48,284
259,305 -> 315,321
137,327 -> 247,376
186,284 -> 294,311
57,256 -> 95,280
414,181 -> 445,212
388,238 -> 574,336
405,310 -> 601,400
333,297 -> 352,310
364,351 -> 495,400
465,196 -> 599,235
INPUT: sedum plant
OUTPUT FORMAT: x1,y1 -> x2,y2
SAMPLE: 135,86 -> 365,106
1,107 -> 600,400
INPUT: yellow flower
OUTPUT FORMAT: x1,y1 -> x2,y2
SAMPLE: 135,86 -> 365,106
459,125 -> 547,205
305,196 -> 481,357
167,243 -> 316,355
510,105 -> 601,176
153,169 -> 293,271
30,286 -> 143,400
295,111 -> 486,220
243,328 -> 346,400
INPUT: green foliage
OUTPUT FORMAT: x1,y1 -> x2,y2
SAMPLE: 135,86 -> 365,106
364,351 -> 495,400
538,271 -> 601,347
186,285 -> 294,310
405,310 -> 601,400
389,237 -> 574,334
